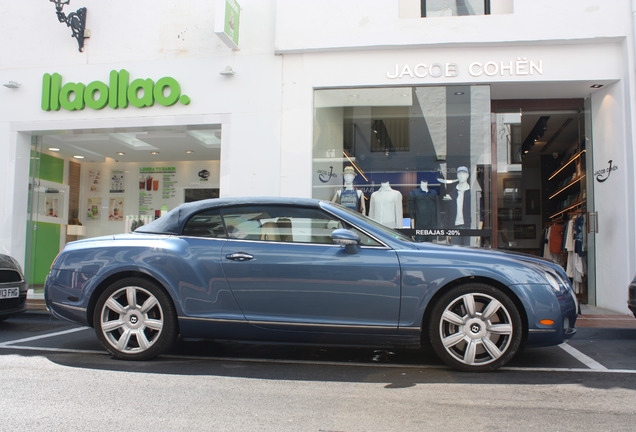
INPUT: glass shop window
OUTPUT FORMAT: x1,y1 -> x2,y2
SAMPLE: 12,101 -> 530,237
312,85 -> 493,247
422,0 -> 490,17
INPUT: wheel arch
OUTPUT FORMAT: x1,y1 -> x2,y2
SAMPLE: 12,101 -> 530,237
420,276 -> 528,348
86,270 -> 180,332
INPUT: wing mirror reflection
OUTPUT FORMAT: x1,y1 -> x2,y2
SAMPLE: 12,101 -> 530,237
331,229 -> 361,253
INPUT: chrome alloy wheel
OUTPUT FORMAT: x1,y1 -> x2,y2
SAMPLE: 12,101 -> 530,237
438,292 -> 514,367
99,285 -> 165,355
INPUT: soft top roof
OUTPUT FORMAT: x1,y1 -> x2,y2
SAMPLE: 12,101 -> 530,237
134,197 -> 322,235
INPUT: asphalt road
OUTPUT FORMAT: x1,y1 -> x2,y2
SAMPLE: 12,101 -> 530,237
1,312 -> 635,431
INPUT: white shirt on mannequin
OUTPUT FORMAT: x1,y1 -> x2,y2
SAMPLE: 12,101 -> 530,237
369,182 -> 403,228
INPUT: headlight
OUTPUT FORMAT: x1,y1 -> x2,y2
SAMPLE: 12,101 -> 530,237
545,272 -> 562,292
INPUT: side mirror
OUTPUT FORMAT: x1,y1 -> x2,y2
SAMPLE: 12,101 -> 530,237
331,229 -> 361,253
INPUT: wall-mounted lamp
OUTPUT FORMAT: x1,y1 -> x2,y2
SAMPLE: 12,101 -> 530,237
219,65 -> 235,76
50,0 -> 88,52
3,81 -> 21,89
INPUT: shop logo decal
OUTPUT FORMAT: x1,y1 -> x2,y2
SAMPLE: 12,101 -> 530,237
41,69 -> 191,111
198,170 -> 210,181
595,160 -> 618,183
317,166 -> 337,183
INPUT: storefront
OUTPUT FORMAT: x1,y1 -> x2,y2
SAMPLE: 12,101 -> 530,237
1,0 -> 635,314
274,35 -> 633,314
311,85 -> 595,302
26,123 -> 223,289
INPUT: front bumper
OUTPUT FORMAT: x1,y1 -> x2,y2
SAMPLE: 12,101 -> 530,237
521,282 -> 578,347
0,293 -> 27,318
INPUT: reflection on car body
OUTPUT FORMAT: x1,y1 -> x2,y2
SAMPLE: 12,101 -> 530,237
628,275 -> 636,318
45,197 -> 577,371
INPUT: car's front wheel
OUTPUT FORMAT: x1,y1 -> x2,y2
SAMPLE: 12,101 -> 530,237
93,277 -> 177,360
428,283 -> 522,372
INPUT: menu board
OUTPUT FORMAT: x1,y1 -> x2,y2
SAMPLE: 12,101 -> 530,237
138,167 -> 178,216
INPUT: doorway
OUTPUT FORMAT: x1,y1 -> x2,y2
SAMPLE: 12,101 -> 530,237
492,99 -> 595,304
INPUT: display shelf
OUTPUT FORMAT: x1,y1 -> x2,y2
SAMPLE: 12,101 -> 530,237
548,148 -> 586,220
548,174 -> 586,200
549,199 -> 586,219
548,150 -> 586,181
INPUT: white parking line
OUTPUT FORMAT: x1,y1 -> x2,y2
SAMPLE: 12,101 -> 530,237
0,327 -> 90,347
558,342 -> 609,371
0,345 -> 105,355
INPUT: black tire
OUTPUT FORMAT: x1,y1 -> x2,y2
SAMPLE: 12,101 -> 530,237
93,277 -> 177,360
428,283 -> 522,372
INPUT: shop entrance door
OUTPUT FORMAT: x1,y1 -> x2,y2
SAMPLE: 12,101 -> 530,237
492,99 -> 595,305
25,136 -> 70,293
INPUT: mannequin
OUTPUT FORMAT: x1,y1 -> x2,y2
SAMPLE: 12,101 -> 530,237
409,180 -> 440,241
443,166 -> 471,245
332,166 -> 366,214
369,181 -> 403,228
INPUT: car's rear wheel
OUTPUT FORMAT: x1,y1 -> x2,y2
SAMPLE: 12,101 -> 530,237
93,277 -> 177,360
428,283 -> 522,372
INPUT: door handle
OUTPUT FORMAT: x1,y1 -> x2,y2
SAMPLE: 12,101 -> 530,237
587,211 -> 598,234
225,252 -> 254,261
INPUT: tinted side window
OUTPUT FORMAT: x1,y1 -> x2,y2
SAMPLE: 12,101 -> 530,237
182,209 -> 226,238
221,205 -> 381,246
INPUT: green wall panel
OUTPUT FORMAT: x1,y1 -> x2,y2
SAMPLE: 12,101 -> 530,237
30,151 -> 64,183
27,221 -> 60,285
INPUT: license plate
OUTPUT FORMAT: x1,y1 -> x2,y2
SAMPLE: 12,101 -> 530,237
0,287 -> 19,299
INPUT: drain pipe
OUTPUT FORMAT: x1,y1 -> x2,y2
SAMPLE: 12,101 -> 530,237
630,1 -> 636,288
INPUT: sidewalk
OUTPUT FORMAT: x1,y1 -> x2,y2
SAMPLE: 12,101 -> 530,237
576,304 -> 636,329
26,290 -> 48,313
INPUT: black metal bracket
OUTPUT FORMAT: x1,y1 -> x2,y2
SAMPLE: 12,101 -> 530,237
50,0 -> 87,52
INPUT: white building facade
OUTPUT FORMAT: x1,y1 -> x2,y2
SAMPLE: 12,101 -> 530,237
1,0 -> 635,314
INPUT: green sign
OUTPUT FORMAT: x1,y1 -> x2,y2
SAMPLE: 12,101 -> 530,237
215,0 -> 240,50
42,69 -> 191,111
224,0 -> 240,47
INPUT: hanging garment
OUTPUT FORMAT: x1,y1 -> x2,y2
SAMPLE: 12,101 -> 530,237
564,217 -> 576,278
549,223 -> 564,254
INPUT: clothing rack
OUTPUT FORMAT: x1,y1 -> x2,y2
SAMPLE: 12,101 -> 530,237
549,199 -> 586,220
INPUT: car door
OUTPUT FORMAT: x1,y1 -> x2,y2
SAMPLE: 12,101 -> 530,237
219,205 -> 401,334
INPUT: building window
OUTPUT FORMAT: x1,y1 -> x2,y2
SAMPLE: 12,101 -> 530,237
421,0 -> 490,17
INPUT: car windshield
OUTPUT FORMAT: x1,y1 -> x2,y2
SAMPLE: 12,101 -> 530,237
323,202 -> 413,243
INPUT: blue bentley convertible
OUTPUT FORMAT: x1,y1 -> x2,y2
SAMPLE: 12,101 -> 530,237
45,197 -> 577,371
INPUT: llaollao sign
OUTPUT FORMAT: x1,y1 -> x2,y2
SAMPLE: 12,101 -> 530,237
42,69 -> 191,111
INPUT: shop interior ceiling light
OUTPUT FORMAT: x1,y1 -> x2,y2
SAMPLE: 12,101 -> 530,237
3,81 -> 20,88
187,130 -> 221,147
